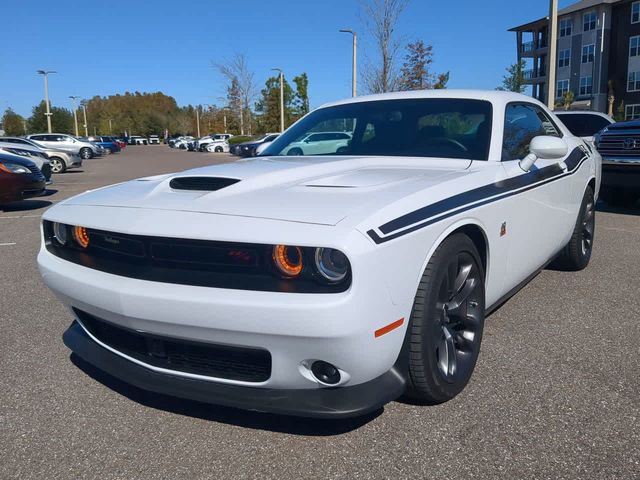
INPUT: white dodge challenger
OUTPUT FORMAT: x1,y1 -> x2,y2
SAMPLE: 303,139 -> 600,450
38,91 -> 599,418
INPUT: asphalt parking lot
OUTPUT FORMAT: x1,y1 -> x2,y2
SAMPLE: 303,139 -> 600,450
1,146 -> 639,479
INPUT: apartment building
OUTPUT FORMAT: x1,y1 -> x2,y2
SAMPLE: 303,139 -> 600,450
510,0 -> 640,119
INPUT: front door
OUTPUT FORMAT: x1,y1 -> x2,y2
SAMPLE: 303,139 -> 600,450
500,103 -> 578,287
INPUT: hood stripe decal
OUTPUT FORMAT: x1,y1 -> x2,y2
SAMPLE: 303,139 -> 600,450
368,147 -> 588,244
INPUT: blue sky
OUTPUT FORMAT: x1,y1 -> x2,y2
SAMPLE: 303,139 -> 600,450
1,0 -> 575,117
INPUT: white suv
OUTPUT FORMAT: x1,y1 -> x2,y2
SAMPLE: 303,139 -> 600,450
27,133 -> 101,159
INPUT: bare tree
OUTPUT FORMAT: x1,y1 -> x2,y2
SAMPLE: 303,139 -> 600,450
360,0 -> 409,94
214,54 -> 257,135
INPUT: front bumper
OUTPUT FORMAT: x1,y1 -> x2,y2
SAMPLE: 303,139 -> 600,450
63,320 -> 405,418
601,160 -> 640,190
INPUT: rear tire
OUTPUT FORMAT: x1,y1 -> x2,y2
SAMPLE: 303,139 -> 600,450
405,233 -> 485,404
49,157 -> 66,174
287,147 -> 303,156
553,185 -> 595,271
214,146 -> 223,153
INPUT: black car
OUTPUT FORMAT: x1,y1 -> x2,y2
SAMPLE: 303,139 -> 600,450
0,152 -> 46,204
233,134 -> 279,157
595,119 -> 640,207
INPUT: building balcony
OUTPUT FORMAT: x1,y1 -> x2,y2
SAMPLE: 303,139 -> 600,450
523,69 -> 547,84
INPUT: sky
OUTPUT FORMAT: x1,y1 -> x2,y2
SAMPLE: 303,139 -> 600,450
0,0 -> 576,117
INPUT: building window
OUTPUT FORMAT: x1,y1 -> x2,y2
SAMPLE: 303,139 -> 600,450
558,49 -> 571,68
625,104 -> 640,120
579,76 -> 593,96
583,11 -> 597,31
629,71 -> 640,91
557,79 -> 570,98
633,2 -> 640,23
581,44 -> 595,63
631,36 -> 640,57
559,18 -> 573,37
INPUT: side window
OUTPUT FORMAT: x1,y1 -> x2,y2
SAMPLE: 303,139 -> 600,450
502,104 -> 561,161
31,135 -> 45,141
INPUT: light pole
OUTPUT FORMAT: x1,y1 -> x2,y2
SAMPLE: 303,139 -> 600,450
217,97 -> 228,134
37,70 -> 56,133
339,29 -> 357,97
69,96 -> 80,136
271,68 -> 285,133
81,102 -> 88,137
196,106 -> 201,138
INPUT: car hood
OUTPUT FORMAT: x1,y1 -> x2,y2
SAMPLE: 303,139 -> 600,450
63,156 -> 473,226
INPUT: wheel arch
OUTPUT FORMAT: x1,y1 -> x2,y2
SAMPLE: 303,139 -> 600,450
414,219 -> 490,288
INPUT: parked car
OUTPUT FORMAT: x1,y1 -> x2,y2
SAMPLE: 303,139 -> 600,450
112,138 -> 127,149
148,135 -> 161,145
595,119 -> 640,207
255,134 -> 279,156
234,133 -> 280,157
196,134 -> 232,152
0,142 -> 52,182
205,139 -> 230,153
127,136 -> 148,145
173,137 -> 195,150
0,136 -> 82,173
555,111 -> 613,144
0,151 -> 46,204
39,90 -> 599,418
282,132 -> 352,156
27,133 -> 102,159
87,136 -> 122,154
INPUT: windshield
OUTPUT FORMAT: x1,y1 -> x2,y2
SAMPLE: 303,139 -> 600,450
557,113 -> 612,137
262,98 -> 493,160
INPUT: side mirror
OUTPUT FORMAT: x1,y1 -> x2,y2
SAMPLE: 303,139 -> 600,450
520,136 -> 568,171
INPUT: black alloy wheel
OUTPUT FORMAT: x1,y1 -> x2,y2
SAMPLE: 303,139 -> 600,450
406,233 -> 485,404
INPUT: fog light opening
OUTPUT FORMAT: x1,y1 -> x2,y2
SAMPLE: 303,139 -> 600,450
311,361 -> 341,385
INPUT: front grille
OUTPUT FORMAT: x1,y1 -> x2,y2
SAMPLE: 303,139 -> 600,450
169,176 -> 240,191
42,222 -> 350,293
74,309 -> 272,382
597,133 -> 640,156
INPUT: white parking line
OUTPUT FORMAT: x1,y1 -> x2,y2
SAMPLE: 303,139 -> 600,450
0,215 -> 42,219
0,242 -> 17,246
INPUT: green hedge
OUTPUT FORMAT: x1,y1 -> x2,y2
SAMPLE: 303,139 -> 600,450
228,136 -> 253,145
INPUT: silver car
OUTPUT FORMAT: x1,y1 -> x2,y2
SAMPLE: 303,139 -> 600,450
26,133 -> 102,159
0,137 -> 82,173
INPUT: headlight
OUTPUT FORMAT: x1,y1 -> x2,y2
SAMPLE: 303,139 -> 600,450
0,162 -> 31,174
52,222 -> 69,245
314,248 -> 349,283
272,245 -> 303,277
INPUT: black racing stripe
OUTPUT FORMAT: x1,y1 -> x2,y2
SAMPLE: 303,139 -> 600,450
379,147 -> 584,235
368,148 -> 588,244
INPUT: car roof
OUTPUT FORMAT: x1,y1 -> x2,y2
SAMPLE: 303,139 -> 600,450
554,110 -> 613,120
319,89 -> 540,110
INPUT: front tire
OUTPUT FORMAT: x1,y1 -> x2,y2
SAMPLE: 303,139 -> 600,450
49,157 -> 66,174
553,185 -> 595,271
214,146 -> 223,153
405,233 -> 485,404
80,148 -> 92,159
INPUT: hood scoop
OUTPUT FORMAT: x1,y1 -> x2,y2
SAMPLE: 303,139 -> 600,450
169,176 -> 240,191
